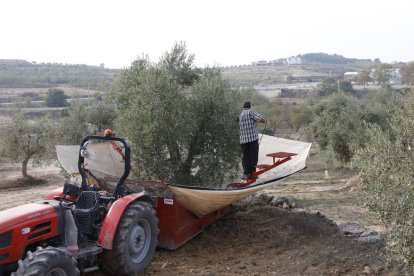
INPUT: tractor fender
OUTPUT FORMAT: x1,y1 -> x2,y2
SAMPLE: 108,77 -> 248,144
97,192 -> 153,250
44,187 -> 77,202
44,188 -> 64,200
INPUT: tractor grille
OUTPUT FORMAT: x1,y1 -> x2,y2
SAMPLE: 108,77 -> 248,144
0,231 -> 11,249
32,221 -> 51,231
29,229 -> 51,240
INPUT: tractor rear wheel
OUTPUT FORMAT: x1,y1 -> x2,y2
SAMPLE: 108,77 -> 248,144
100,201 -> 159,275
12,246 -> 79,276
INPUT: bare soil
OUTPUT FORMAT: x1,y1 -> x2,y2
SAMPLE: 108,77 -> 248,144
0,158 -> 398,275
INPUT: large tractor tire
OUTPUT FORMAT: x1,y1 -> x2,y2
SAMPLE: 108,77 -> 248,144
100,201 -> 159,275
12,246 -> 79,276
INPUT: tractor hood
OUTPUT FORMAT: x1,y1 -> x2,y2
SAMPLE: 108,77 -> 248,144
0,202 -> 56,232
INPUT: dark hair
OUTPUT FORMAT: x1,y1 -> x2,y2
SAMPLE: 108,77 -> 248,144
243,101 -> 251,108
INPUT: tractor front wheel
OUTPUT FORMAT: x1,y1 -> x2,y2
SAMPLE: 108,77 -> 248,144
100,201 -> 159,275
12,246 -> 79,276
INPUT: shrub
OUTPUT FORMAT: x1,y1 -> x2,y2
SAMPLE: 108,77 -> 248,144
44,88 -> 68,107
353,91 -> 414,272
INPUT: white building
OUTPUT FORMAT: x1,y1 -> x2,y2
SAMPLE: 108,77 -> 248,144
387,68 -> 402,85
344,72 -> 358,80
286,56 -> 302,65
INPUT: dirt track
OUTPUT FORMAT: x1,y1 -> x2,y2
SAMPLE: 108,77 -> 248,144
0,161 -> 397,275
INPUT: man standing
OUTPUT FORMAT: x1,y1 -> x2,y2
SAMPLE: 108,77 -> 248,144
239,101 -> 266,179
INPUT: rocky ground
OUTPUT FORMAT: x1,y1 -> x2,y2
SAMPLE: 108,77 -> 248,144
0,156 -> 399,275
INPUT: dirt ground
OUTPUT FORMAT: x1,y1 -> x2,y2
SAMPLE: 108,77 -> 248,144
0,157 -> 398,275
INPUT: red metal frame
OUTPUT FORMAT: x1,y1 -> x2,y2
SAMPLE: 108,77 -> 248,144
109,140 -> 125,159
156,196 -> 230,250
228,151 -> 297,189
44,188 -> 230,251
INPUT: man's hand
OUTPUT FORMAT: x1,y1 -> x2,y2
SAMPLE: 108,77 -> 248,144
256,120 -> 265,124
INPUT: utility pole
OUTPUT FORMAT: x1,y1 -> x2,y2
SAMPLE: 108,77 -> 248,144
338,79 -> 340,93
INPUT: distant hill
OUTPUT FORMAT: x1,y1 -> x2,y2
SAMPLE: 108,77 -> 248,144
220,52 -> 383,86
298,53 -> 376,65
0,53 -> 383,90
0,59 -> 121,90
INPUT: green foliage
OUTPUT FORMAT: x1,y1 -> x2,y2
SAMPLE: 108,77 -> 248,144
44,88 -> 68,107
290,105 -> 313,131
372,63 -> 393,85
255,102 -> 282,135
0,115 -> 56,177
400,61 -> 414,85
362,88 -> 402,130
56,100 -> 90,144
56,98 -> 117,145
353,92 -> 414,272
309,93 -> 364,163
309,89 -> 400,164
115,43 -> 242,187
86,97 -> 117,133
355,68 -> 373,87
314,78 -> 338,97
339,80 -> 353,92
299,53 -> 368,64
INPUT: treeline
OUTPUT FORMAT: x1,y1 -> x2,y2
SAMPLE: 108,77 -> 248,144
299,52 -> 375,64
0,59 -> 120,90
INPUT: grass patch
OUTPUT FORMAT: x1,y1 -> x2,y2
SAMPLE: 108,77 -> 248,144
15,176 -> 47,186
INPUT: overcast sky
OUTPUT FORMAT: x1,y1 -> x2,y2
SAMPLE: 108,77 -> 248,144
1,0 -> 413,69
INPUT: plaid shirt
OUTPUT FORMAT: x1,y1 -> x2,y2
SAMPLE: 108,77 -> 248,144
239,109 -> 266,144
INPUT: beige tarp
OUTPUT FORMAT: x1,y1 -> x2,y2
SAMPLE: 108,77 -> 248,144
56,135 -> 311,217
168,135 -> 311,216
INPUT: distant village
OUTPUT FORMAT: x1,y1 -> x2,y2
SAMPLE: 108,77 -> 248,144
251,56 -> 403,85
251,56 -> 303,66
343,70 -> 401,85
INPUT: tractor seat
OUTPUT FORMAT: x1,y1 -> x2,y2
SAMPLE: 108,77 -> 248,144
73,191 -> 99,236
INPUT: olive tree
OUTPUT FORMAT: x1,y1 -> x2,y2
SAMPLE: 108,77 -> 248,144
355,68 -> 373,88
400,61 -> 414,85
372,63 -> 392,85
309,89 -> 400,164
339,80 -> 353,92
0,115 -> 56,178
44,88 -> 68,107
353,91 -> 414,272
115,43 -> 242,187
56,98 -> 117,145
308,93 -> 366,163
86,98 -> 117,133
314,77 -> 338,97
290,105 -> 313,132
55,100 -> 90,145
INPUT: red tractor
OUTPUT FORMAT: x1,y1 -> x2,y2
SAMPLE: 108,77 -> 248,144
0,134 -> 160,275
